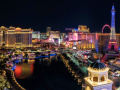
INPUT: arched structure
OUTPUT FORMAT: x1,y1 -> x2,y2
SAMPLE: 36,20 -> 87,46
102,24 -> 111,33
85,59 -> 113,90
93,76 -> 98,82
101,75 -> 105,82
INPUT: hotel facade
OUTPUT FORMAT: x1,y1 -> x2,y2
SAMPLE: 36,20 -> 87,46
65,25 -> 120,53
66,25 -> 98,51
0,30 -> 3,47
0,26 -> 32,48
5,27 -> 32,48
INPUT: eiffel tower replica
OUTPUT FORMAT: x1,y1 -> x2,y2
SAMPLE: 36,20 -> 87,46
107,5 -> 119,54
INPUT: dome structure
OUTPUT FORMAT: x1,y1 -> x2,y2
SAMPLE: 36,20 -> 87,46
1,26 -> 6,28
86,59 -> 109,85
90,60 -> 106,70
15,27 -> 22,31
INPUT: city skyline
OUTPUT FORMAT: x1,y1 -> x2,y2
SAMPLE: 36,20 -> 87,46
0,1 -> 120,89
0,0 -> 120,33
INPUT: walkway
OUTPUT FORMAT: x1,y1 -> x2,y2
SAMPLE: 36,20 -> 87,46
5,69 -> 25,90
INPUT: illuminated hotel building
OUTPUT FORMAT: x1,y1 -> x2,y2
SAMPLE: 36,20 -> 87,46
40,33 -> 48,39
0,26 -> 8,44
32,31 -> 40,39
66,24 -> 120,52
77,25 -> 90,33
46,27 -> 51,36
68,33 -> 98,50
40,27 -> 62,44
0,30 -> 3,46
60,33 -> 65,43
40,27 -> 51,40
67,25 -> 98,51
49,31 -> 60,38
49,31 -> 60,44
67,29 -> 120,52
5,27 -> 32,48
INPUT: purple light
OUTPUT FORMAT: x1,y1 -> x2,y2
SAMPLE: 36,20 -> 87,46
102,24 -> 111,33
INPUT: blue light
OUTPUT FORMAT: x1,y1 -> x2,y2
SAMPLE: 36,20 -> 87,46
112,12 -> 115,15
74,42 -> 76,45
112,5 -> 115,10
14,60 -> 19,63
35,54 -> 56,58
74,29 -> 78,31
111,5 -> 115,28
96,49 -> 98,52
11,65 -> 16,70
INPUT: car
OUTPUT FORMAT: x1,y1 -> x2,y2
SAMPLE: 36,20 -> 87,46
108,70 -> 113,75
109,69 -> 120,77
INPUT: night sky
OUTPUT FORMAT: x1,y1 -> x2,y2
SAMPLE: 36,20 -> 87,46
0,0 -> 120,33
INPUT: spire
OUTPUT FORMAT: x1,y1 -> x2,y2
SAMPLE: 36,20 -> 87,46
112,4 -> 114,10
111,4 -> 115,28
111,4 -> 115,11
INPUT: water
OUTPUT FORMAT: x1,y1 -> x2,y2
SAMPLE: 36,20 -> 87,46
14,56 -> 82,90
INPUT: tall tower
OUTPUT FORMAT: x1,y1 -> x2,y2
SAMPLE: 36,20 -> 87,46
107,5 -> 118,52
46,27 -> 51,36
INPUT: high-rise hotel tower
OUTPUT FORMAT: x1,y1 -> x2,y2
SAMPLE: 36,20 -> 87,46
5,27 -> 32,48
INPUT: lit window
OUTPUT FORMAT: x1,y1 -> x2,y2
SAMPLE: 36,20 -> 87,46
101,75 -> 105,82
89,73 -> 91,76
93,76 -> 98,82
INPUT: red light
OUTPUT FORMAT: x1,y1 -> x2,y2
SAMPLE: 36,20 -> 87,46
96,33 -> 98,40
14,65 -> 22,78
84,55 -> 87,59
30,64 -> 34,73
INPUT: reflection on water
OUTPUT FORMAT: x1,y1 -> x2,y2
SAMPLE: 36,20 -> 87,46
14,56 -> 82,90
14,59 -> 35,79
14,56 -> 120,90
14,57 -> 56,80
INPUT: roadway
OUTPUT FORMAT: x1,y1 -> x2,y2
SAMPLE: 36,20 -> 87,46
62,49 -> 88,76
109,74 -> 120,90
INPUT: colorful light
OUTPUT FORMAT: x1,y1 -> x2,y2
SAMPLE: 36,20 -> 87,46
14,65 -> 22,78
107,5 -> 118,51
102,24 -> 111,33
73,33 -> 78,40
84,55 -> 87,59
